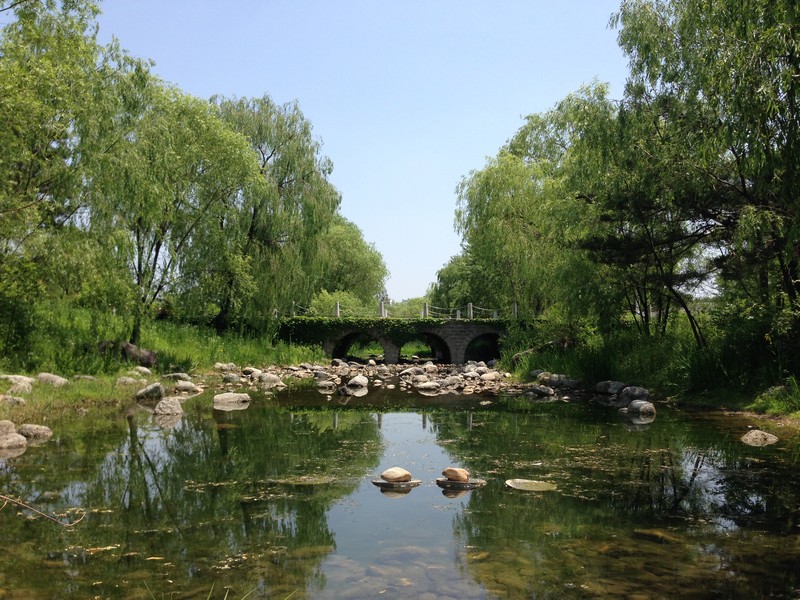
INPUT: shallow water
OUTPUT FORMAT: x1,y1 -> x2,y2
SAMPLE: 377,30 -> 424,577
1,384 -> 799,599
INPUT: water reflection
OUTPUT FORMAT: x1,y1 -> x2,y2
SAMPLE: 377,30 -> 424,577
0,390 -> 798,598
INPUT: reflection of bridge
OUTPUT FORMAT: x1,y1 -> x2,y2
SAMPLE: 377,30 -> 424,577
278,317 -> 509,364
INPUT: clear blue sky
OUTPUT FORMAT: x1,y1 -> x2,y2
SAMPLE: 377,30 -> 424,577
95,0 -> 630,302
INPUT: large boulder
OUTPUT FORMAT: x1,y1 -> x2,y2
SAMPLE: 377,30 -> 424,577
0,420 -> 15,436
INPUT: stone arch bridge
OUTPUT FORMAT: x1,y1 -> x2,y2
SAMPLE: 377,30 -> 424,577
278,317 -> 509,364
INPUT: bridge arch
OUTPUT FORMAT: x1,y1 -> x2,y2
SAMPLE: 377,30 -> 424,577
281,318 -> 509,365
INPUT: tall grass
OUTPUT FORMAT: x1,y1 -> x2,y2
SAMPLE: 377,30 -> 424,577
504,326 -> 733,398
749,376 -> 800,416
0,302 -> 325,376
142,321 -> 326,373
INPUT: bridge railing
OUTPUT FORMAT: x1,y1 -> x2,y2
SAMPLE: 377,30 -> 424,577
281,301 -> 521,320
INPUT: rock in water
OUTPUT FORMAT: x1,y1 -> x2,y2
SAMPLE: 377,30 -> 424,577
741,429 -> 779,446
381,467 -> 412,482
442,467 -> 470,482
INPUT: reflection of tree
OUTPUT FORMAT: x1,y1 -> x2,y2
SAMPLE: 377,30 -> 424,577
0,401 -> 383,598
427,403 -> 800,598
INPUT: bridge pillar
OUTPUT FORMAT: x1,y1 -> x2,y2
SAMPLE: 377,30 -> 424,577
381,340 -> 400,364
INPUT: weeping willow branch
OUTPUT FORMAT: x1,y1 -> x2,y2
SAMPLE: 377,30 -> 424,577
0,493 -> 85,527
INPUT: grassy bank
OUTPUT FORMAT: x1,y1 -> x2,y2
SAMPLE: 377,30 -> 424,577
502,326 -> 800,418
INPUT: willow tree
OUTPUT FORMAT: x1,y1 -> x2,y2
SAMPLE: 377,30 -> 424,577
185,95 -> 341,332
90,81 -> 261,344
614,0 -> 800,354
453,84 -> 620,326
314,215 -> 388,304
0,0 -> 107,354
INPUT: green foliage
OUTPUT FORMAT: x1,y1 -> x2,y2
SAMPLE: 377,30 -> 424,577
141,321 -> 326,373
279,316 -> 455,349
315,216 -> 388,304
308,290 -> 380,318
750,377 -> 800,416
386,297 -> 427,318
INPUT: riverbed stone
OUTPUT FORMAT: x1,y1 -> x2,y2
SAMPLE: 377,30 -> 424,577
620,386 -> 649,404
37,372 -> 68,387
347,375 -> 368,388
626,399 -> 657,416
154,397 -> 183,415
116,376 -> 143,387
214,362 -> 237,372
162,372 -> 192,381
136,382 -> 164,401
0,432 -> 27,449
258,372 -> 284,389
17,424 -> 52,441
381,466 -> 412,482
174,380 -> 201,394
0,420 -> 15,436
741,429 -> 779,447
596,380 -> 628,395
1,394 -> 25,406
525,384 -> 555,398
442,467 -> 470,482
213,392 -> 251,411
222,372 -> 241,384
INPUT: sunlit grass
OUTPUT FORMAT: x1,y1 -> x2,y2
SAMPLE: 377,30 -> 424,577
749,376 -> 800,417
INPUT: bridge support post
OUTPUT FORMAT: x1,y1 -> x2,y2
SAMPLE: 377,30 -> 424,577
422,302 -> 429,318
334,302 -> 340,318
467,303 -> 473,319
